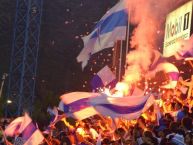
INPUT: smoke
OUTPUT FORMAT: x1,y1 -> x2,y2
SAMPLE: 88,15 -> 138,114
122,0 -> 189,84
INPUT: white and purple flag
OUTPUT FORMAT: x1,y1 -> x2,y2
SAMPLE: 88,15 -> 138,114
5,113 -> 44,145
90,65 -> 117,91
154,62 -> 179,89
59,91 -> 155,120
20,113 -> 44,145
4,117 -> 24,137
77,0 -> 128,69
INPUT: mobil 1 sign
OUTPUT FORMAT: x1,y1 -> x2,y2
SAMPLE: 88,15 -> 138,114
163,1 -> 192,57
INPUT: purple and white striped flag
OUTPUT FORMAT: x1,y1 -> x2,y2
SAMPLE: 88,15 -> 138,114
59,91 -> 155,120
90,65 -> 116,91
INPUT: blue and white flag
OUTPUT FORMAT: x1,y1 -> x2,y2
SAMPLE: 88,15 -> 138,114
59,92 -> 101,120
77,0 -> 128,69
59,92 -> 155,120
90,65 -> 116,91
90,93 -> 155,120
15,113 -> 44,145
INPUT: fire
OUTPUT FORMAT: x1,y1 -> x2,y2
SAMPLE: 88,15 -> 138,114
101,82 -> 132,97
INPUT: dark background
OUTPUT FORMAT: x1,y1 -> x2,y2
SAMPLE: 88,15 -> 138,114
0,0 -> 118,123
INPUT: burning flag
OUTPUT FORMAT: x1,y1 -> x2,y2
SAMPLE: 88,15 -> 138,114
148,62 -> 179,89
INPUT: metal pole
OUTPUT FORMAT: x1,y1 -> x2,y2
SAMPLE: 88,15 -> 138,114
0,73 -> 8,98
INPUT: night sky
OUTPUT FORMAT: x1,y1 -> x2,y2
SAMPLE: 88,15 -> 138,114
0,0 -> 118,108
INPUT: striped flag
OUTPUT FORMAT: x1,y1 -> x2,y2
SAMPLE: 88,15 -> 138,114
20,113 -> 44,145
59,92 -> 154,120
147,50 -> 179,89
155,62 -> 179,89
7,113 -> 44,145
77,0 -> 128,69
59,92 -> 101,120
4,117 -> 24,137
90,93 -> 155,120
90,65 -> 116,91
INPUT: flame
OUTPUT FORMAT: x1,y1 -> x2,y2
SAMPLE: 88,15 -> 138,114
101,82 -> 132,97
115,82 -> 129,95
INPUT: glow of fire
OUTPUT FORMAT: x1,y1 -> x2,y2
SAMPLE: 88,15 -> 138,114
101,82 -> 131,97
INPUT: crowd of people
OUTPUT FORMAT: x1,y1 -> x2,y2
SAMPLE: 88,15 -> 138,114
0,75 -> 193,145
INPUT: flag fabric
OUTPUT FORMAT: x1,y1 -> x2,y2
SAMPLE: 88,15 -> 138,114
9,113 -> 44,145
90,65 -> 117,91
156,62 -> 179,89
47,106 -> 60,124
59,92 -> 102,120
149,50 -> 166,71
77,0 -> 128,69
147,50 -> 179,89
4,117 -> 24,137
90,94 -> 155,120
47,107 -> 66,127
24,130 -> 44,145
59,91 -> 154,120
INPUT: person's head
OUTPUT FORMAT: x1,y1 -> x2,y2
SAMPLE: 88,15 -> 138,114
182,106 -> 189,115
165,113 -> 174,121
169,122 -> 179,133
191,107 -> 193,113
175,102 -> 182,110
142,130 -> 158,145
102,137 -> 111,145
115,127 -> 126,137
185,132 -> 193,145
181,117 -> 192,131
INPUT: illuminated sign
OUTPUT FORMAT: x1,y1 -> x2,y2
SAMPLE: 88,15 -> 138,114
163,1 -> 192,57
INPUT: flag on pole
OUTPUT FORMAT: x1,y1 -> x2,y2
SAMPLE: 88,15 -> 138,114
20,113 -> 44,145
77,0 -> 128,69
90,65 -> 116,91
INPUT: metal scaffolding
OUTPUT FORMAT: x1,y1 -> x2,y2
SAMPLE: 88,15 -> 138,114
6,0 -> 43,116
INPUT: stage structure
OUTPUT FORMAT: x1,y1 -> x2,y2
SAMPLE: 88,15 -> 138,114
6,0 -> 43,116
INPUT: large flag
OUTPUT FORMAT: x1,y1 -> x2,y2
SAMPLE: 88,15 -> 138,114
59,92 -> 154,120
90,65 -> 116,91
77,0 -> 128,69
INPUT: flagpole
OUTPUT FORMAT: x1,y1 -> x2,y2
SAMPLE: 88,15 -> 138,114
118,41 -> 123,81
125,6 -> 130,57
118,3 -> 130,81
